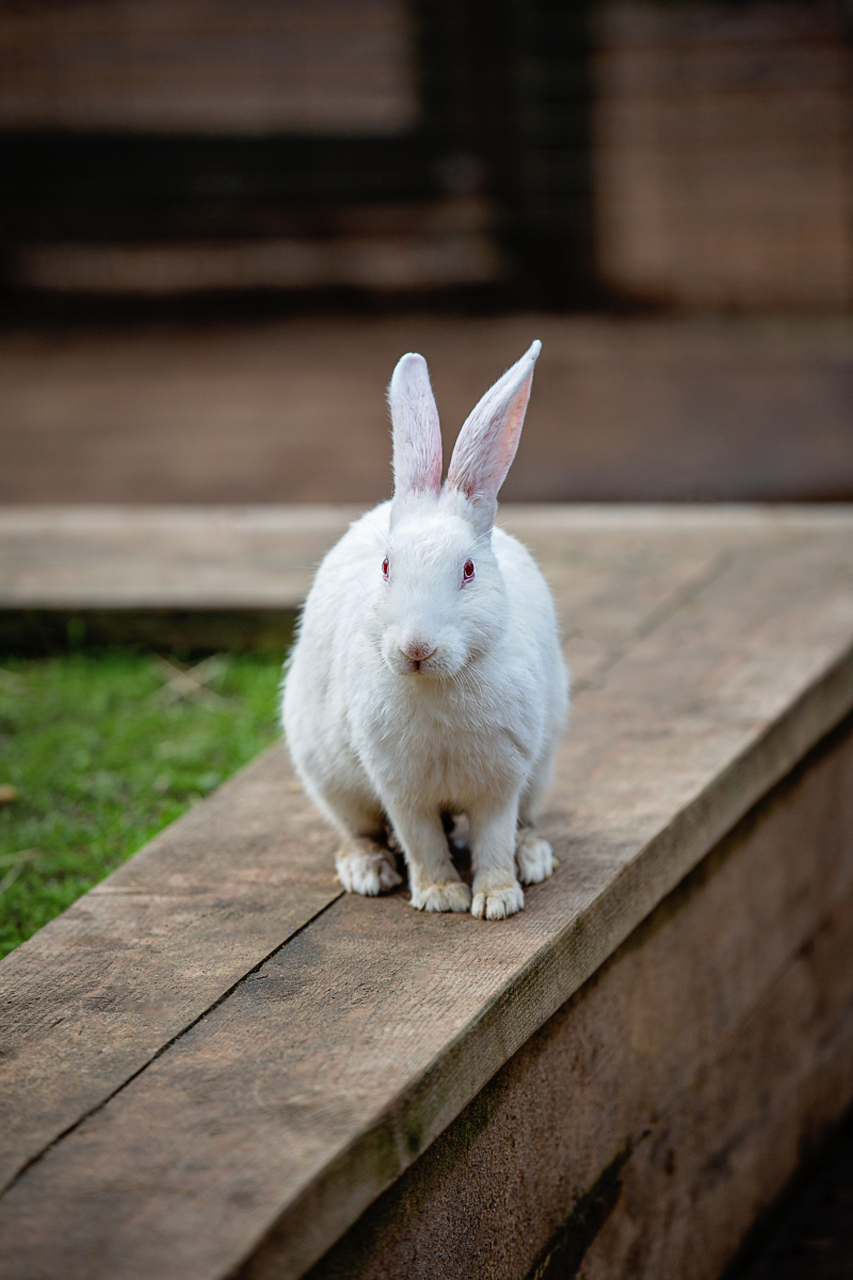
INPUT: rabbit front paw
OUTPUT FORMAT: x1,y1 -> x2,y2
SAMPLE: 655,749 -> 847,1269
515,830 -> 554,885
410,880 -> 472,913
471,882 -> 525,920
336,840 -> 403,896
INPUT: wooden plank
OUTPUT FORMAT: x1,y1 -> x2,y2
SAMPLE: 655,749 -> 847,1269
3,502 -> 850,609
0,506 -> 362,608
593,2 -> 853,309
0,748 -> 343,1194
3,317 -> 852,505
0,507 -> 741,1186
300,718 -> 853,1280
0,508 -> 736,1188
0,513 -> 852,1278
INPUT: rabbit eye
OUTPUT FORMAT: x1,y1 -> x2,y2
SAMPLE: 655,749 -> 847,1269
382,556 -> 389,580
462,559 -> 475,584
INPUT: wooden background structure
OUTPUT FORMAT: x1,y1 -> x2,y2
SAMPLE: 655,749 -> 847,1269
2,0 -> 848,308
594,1 -> 853,309
3,314 -> 853,507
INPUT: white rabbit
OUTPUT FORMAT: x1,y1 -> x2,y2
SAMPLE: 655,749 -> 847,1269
282,340 -> 569,920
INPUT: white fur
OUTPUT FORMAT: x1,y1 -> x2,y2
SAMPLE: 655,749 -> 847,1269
283,342 -> 570,920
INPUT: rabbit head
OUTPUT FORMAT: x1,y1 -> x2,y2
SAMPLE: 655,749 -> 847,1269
375,341 -> 541,679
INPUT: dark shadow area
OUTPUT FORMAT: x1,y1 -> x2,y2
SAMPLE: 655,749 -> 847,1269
723,1102 -> 853,1280
0,608 -> 296,659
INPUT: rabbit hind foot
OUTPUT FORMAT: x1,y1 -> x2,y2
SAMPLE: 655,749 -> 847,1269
515,829 -> 554,885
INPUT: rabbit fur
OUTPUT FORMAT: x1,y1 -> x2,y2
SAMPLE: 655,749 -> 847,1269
282,340 -> 569,920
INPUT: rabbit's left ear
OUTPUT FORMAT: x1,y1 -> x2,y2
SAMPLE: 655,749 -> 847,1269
446,341 -> 541,533
388,352 -> 443,504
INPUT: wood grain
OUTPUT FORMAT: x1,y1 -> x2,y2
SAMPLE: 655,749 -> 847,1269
297,719 -> 853,1280
0,748 -> 342,1194
3,501 -> 849,608
1,508 -> 852,1278
0,506 -> 362,608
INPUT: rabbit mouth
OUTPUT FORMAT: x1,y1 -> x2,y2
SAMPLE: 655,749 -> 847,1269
389,650 -> 444,678
399,654 -> 436,676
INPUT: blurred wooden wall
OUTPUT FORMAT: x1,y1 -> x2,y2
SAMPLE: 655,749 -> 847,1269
0,0 -> 850,309
0,0 -> 417,136
0,0 -> 502,296
0,0 -> 596,305
593,1 -> 853,309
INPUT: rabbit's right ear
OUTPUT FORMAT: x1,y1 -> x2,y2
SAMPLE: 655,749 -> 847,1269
388,353 -> 442,504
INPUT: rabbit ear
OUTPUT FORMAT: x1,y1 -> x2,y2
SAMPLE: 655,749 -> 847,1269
446,340 -> 541,533
388,352 -> 443,501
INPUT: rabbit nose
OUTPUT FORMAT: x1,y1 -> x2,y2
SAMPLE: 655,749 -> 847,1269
400,636 -> 437,663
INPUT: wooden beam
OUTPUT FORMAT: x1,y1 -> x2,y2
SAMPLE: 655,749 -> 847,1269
1,507 -> 852,1278
302,720 -> 853,1280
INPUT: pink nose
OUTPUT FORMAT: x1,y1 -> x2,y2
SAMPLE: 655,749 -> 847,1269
400,637 -> 437,663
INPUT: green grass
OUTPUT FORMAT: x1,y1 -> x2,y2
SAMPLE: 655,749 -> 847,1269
0,652 -> 284,960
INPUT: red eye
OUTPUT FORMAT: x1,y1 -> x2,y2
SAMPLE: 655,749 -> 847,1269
382,556 -> 389,580
462,559 -> 475,584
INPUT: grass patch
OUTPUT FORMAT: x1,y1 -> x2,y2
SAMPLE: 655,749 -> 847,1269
0,651 -> 283,960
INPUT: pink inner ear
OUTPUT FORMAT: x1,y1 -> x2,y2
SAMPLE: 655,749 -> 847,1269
447,358 -> 536,508
484,372 -> 533,496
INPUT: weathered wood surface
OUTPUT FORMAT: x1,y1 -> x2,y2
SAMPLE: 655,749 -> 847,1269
301,719 -> 853,1280
3,502 -> 853,607
0,505 -> 361,607
1,506 -> 853,1279
0,752 -> 342,1195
